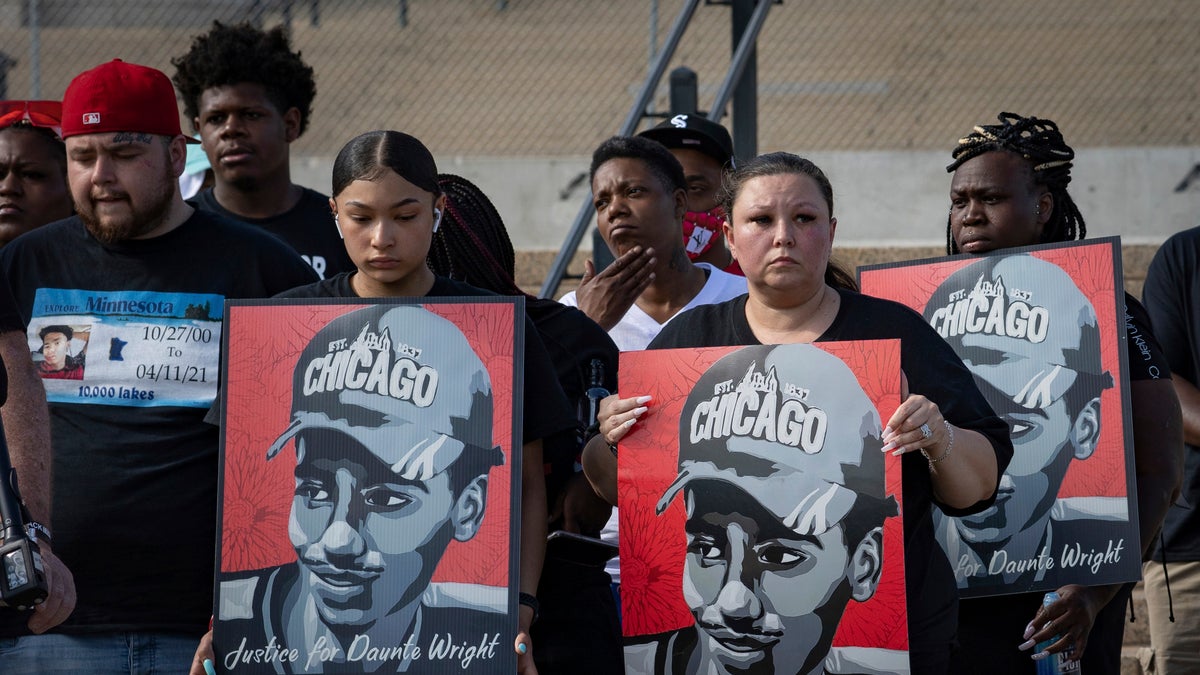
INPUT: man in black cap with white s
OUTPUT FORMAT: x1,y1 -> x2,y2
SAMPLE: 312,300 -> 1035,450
639,113 -> 742,275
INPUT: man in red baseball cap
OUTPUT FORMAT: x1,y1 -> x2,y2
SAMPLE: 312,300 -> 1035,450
58,59 -> 201,244
0,59 -> 317,671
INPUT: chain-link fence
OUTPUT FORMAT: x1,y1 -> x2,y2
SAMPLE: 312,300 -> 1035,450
3,0 -> 1196,156
3,0 -> 1197,288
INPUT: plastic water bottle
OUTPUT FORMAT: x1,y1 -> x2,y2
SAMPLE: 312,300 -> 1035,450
1036,591 -> 1082,674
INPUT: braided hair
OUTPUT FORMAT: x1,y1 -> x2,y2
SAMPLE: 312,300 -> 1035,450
945,112 -> 1086,254
427,174 -> 528,297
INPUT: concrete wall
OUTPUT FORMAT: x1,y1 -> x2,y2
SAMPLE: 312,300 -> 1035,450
292,147 -> 1200,252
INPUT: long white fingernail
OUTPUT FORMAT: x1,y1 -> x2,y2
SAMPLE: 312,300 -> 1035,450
632,406 -> 648,416
891,447 -> 905,456
623,418 -> 636,428
636,395 -> 652,404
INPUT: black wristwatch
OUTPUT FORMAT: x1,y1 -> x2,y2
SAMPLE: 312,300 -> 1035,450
518,592 -> 540,623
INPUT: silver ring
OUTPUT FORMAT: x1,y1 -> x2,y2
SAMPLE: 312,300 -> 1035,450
919,423 -> 933,439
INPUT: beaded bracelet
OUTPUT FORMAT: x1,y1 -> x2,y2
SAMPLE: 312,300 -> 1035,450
920,421 -> 954,472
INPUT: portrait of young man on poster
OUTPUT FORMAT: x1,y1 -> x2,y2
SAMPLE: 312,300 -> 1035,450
623,343 -> 904,675
35,323 -> 87,380
921,253 -> 1127,592
217,304 -> 511,673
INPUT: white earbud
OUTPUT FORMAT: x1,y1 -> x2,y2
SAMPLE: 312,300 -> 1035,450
433,208 -> 443,233
333,214 -> 343,239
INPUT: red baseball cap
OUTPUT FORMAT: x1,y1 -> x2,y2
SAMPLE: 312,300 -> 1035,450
61,59 -> 195,142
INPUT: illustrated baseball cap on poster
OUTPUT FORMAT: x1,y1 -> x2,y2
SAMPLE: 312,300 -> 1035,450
924,255 -> 1114,411
61,59 -> 198,142
267,304 -> 503,480
639,113 -> 736,168
659,344 -> 893,537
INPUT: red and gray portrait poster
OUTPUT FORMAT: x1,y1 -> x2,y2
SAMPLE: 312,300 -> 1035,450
858,237 -> 1139,598
213,298 -> 523,674
619,340 -> 909,675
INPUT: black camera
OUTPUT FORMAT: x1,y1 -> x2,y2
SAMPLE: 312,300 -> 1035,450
0,430 -> 48,611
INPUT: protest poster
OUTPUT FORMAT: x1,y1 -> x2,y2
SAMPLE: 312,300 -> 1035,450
619,340 -> 909,675
213,298 -> 522,673
859,237 -> 1139,598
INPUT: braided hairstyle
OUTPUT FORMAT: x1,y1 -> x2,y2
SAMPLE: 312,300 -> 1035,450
945,112 -> 1085,254
427,174 -> 528,297
172,21 -> 317,136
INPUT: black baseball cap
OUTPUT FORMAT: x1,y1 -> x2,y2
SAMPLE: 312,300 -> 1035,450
639,113 -> 736,168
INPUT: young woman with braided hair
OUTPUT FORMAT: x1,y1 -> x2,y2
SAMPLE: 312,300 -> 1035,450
943,112 -> 1183,675
428,173 -> 625,673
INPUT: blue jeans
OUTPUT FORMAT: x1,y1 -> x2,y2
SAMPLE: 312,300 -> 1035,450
0,631 -> 199,674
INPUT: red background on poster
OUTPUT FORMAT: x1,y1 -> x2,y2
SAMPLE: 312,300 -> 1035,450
219,302 -> 515,587
618,340 -> 908,651
859,244 -> 1125,500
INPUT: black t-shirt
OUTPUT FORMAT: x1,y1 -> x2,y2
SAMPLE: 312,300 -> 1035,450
1143,227 -> 1200,561
0,210 -> 317,637
0,276 -> 24,404
954,293 -> 1170,675
0,275 -> 22,334
276,273 -> 575,447
524,298 -> 619,525
193,187 -> 354,280
648,289 -> 1014,654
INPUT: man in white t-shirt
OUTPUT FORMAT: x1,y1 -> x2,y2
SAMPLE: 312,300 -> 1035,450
560,135 -> 746,588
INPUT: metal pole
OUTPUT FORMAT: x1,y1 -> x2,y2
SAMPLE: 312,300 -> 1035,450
28,0 -> 41,99
710,0 -> 770,160
648,0 -> 658,76
669,66 -> 698,115
539,0 -> 702,298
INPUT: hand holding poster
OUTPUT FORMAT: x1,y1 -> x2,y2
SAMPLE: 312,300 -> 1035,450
859,238 -> 1139,598
619,341 -> 908,675
215,300 -> 522,674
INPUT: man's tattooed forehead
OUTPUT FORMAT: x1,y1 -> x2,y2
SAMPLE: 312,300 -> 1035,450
112,132 -> 153,144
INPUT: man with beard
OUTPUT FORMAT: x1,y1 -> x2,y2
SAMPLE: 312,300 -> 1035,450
173,22 -> 354,280
625,345 -> 904,675
924,255 -> 1117,592
0,59 -> 316,672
